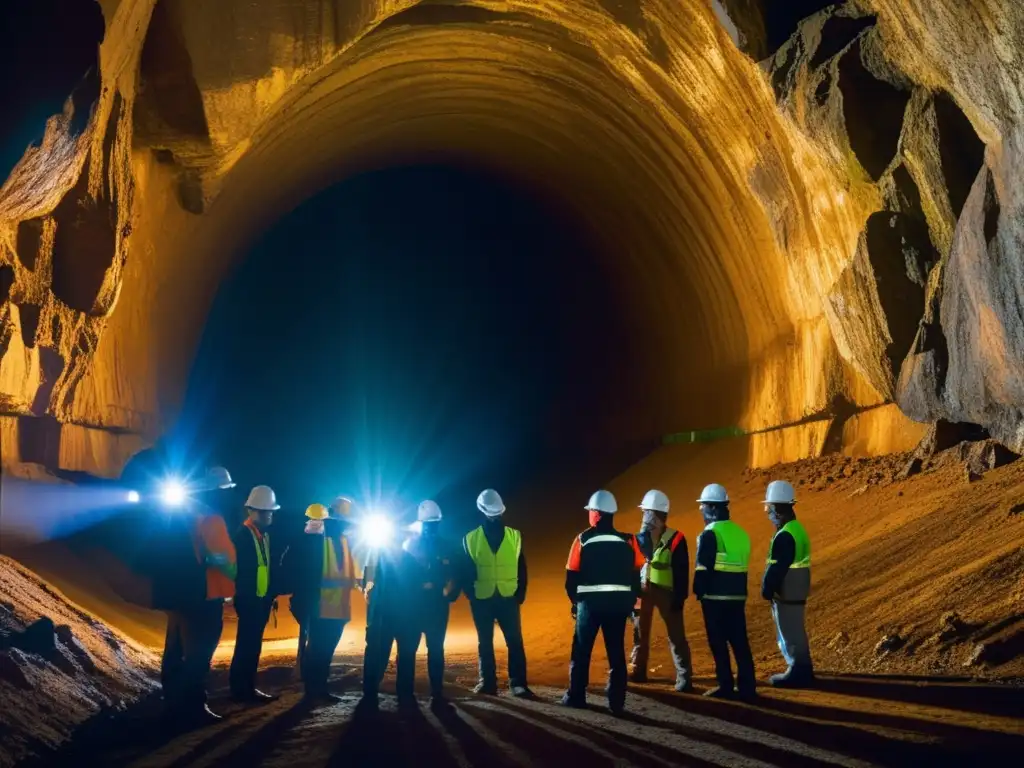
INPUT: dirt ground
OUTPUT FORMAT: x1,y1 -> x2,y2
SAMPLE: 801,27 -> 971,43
5,435 -> 1024,766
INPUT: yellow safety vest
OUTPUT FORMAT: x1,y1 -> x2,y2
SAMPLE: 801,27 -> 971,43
465,526 -> 521,599
247,526 -> 270,598
319,534 -> 356,620
647,528 -> 680,589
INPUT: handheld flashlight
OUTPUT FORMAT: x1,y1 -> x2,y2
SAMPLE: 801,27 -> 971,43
357,513 -> 395,550
160,479 -> 188,508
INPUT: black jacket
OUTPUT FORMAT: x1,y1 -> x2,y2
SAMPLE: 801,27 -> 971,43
232,522 -> 274,607
565,516 -> 642,614
761,529 -> 795,600
146,514 -> 209,612
637,528 -> 690,605
397,532 -> 458,606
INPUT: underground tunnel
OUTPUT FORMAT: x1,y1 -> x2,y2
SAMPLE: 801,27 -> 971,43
0,1 -> 1022,765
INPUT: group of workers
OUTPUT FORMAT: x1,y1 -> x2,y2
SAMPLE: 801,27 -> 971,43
148,467 -> 813,726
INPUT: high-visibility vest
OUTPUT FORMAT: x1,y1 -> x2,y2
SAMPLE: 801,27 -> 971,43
319,534 -> 356,620
246,526 -> 270,598
465,526 -> 521,599
697,520 -> 750,600
646,528 -> 681,589
767,519 -> 811,602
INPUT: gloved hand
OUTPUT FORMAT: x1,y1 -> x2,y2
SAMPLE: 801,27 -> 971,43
570,603 -> 578,620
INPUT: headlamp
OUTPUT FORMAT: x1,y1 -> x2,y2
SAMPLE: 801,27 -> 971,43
160,479 -> 188,508
357,513 -> 395,550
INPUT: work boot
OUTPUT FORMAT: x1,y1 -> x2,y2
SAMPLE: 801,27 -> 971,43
736,688 -> 759,703
702,686 -> 735,700
430,696 -> 453,713
608,700 -> 625,717
674,679 -> 694,693
232,688 -> 277,704
770,665 -> 815,689
629,670 -> 648,684
397,694 -> 419,711
510,685 -> 535,699
472,681 -> 498,695
178,704 -> 223,729
559,692 -> 587,709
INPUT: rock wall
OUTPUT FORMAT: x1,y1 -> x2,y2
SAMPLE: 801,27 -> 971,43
0,0 -> 1020,477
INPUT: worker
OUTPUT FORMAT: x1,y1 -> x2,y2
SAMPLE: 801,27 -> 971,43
630,489 -> 693,692
282,502 -> 358,702
761,480 -> 814,687
461,488 -> 532,697
359,511 -> 402,710
329,496 -> 354,521
154,466 -> 238,726
394,500 -> 459,710
228,485 -> 281,703
561,490 -> 643,715
693,483 -> 756,700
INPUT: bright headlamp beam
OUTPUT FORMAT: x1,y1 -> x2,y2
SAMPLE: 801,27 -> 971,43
126,490 -> 141,504
160,479 -> 188,508
358,513 -> 395,550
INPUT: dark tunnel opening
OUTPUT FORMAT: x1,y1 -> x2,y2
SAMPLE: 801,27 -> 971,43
0,0 -> 106,180
158,163 -> 633,534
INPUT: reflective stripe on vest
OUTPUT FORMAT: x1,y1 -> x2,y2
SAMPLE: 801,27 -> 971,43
466,526 -> 521,599
767,520 -> 811,569
248,527 -> 269,598
320,535 -> 355,620
577,584 -> 632,593
648,529 -> 678,589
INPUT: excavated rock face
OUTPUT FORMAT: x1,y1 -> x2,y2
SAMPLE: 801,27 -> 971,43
0,0 -> 1020,476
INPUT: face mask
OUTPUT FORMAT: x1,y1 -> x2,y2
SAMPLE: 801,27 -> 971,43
305,519 -> 325,535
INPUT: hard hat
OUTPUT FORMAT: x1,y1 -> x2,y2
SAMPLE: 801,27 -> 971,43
201,466 -> 236,491
305,503 -> 329,520
245,485 -> 281,511
696,483 -> 729,504
476,488 -> 506,517
417,500 -> 442,522
764,480 -> 797,505
585,490 -> 618,514
640,489 -> 670,513
330,496 -> 353,518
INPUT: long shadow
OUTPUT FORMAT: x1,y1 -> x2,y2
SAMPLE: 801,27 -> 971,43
431,701 -> 526,767
464,697 -> 724,768
755,691 -> 1024,753
326,701 -> 462,768
198,695 -> 317,767
812,674 -> 1024,717
632,688 -> 1021,766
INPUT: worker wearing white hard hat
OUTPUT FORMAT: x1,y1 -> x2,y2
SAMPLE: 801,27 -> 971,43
392,500 -> 458,711
761,480 -> 814,688
229,485 -> 281,704
561,490 -> 644,715
631,490 -> 694,692
693,483 -> 756,700
461,489 -> 532,698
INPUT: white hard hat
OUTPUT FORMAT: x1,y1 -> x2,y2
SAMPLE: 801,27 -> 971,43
764,480 -> 797,505
640,489 -> 670,513
245,485 -> 280,511
202,466 -> 236,491
477,488 -> 506,517
585,490 -> 618,514
417,500 -> 442,522
696,483 -> 729,504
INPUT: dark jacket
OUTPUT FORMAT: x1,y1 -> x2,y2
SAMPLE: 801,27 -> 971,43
459,521 -> 528,603
761,528 -> 810,602
283,521 -> 350,622
637,527 -> 690,605
565,516 -> 642,614
232,522 -> 274,607
397,531 -> 458,607
693,524 -> 748,601
147,514 -> 210,612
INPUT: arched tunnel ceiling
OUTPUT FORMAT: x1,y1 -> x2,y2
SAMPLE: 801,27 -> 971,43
0,0 -> 1022,477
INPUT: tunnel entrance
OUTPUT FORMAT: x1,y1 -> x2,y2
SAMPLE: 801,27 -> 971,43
171,162 -> 638,527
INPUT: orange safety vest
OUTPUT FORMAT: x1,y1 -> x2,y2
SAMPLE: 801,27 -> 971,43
319,534 -> 356,620
191,514 -> 236,601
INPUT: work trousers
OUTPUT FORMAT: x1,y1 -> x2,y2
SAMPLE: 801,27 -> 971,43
302,618 -> 346,696
469,596 -> 528,689
700,600 -> 756,695
631,585 -> 693,686
161,600 -> 224,713
362,595 -> 397,697
568,602 -> 629,710
229,597 -> 274,697
396,600 -> 449,698
771,600 -> 812,668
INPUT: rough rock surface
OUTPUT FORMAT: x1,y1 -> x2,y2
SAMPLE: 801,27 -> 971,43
0,0 -> 1021,476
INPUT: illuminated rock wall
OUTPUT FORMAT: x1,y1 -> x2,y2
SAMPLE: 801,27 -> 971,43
0,0 -> 1019,476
